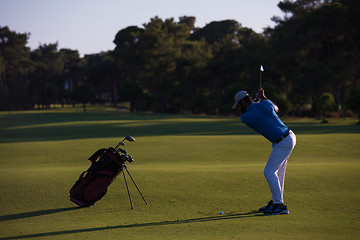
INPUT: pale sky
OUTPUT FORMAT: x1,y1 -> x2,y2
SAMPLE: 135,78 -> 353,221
0,0 -> 284,56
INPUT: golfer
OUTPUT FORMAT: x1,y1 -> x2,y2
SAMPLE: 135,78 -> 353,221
232,88 -> 296,215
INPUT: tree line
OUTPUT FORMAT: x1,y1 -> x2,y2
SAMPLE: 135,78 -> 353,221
1,0 -> 359,118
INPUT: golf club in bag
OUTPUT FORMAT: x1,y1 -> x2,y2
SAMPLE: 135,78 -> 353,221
69,136 -> 147,208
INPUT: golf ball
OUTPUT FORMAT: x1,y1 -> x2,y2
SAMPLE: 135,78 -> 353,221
219,211 -> 223,215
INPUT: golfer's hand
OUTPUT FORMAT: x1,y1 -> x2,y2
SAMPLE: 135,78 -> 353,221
258,88 -> 266,100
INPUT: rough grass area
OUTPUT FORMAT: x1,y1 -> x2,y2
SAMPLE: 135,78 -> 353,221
0,108 -> 359,239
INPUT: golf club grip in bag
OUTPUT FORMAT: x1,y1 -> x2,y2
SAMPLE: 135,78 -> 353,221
69,147 -> 124,207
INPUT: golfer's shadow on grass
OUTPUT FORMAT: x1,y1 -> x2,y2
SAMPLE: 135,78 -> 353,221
0,211 -> 264,240
0,207 -> 79,221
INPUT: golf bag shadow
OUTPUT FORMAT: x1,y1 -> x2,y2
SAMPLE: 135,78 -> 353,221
69,147 -> 126,207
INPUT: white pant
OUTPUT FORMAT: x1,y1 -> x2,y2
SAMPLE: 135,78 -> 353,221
264,130 -> 296,204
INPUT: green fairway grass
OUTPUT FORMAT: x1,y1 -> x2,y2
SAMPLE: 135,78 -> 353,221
0,108 -> 359,239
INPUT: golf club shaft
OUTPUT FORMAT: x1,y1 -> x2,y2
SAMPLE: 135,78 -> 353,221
115,143 -> 121,150
259,65 -> 264,89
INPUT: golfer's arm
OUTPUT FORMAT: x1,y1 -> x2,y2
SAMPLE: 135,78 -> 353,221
273,102 -> 279,113
258,89 -> 279,113
261,98 -> 279,113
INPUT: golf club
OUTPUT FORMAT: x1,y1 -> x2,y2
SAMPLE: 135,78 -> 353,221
260,65 -> 264,88
115,135 -> 136,150
254,65 -> 264,102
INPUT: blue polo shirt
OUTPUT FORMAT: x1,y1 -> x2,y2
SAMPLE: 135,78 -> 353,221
241,100 -> 289,143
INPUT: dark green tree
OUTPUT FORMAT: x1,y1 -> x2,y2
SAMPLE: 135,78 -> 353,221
113,26 -> 146,112
344,86 -> 360,123
99,54 -> 119,106
316,92 -> 336,123
70,84 -> 95,112
174,39 -> 212,114
138,16 -> 195,112
267,0 -> 360,115
190,20 -> 242,114
0,26 -> 33,110
83,52 -> 119,105
29,43 -> 65,109
59,49 -> 82,107
292,61 -> 335,105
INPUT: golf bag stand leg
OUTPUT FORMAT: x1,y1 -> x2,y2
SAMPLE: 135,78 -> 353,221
122,165 -> 148,209
122,169 -> 134,209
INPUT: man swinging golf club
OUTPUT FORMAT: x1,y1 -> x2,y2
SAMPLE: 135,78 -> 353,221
232,88 -> 296,215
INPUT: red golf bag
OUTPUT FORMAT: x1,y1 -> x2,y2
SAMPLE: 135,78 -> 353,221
69,147 -> 129,207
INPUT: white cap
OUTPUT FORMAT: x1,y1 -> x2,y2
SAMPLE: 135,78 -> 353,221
232,90 -> 249,109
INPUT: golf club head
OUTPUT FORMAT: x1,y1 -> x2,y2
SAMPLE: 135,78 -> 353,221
115,141 -> 125,150
125,136 -> 135,142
